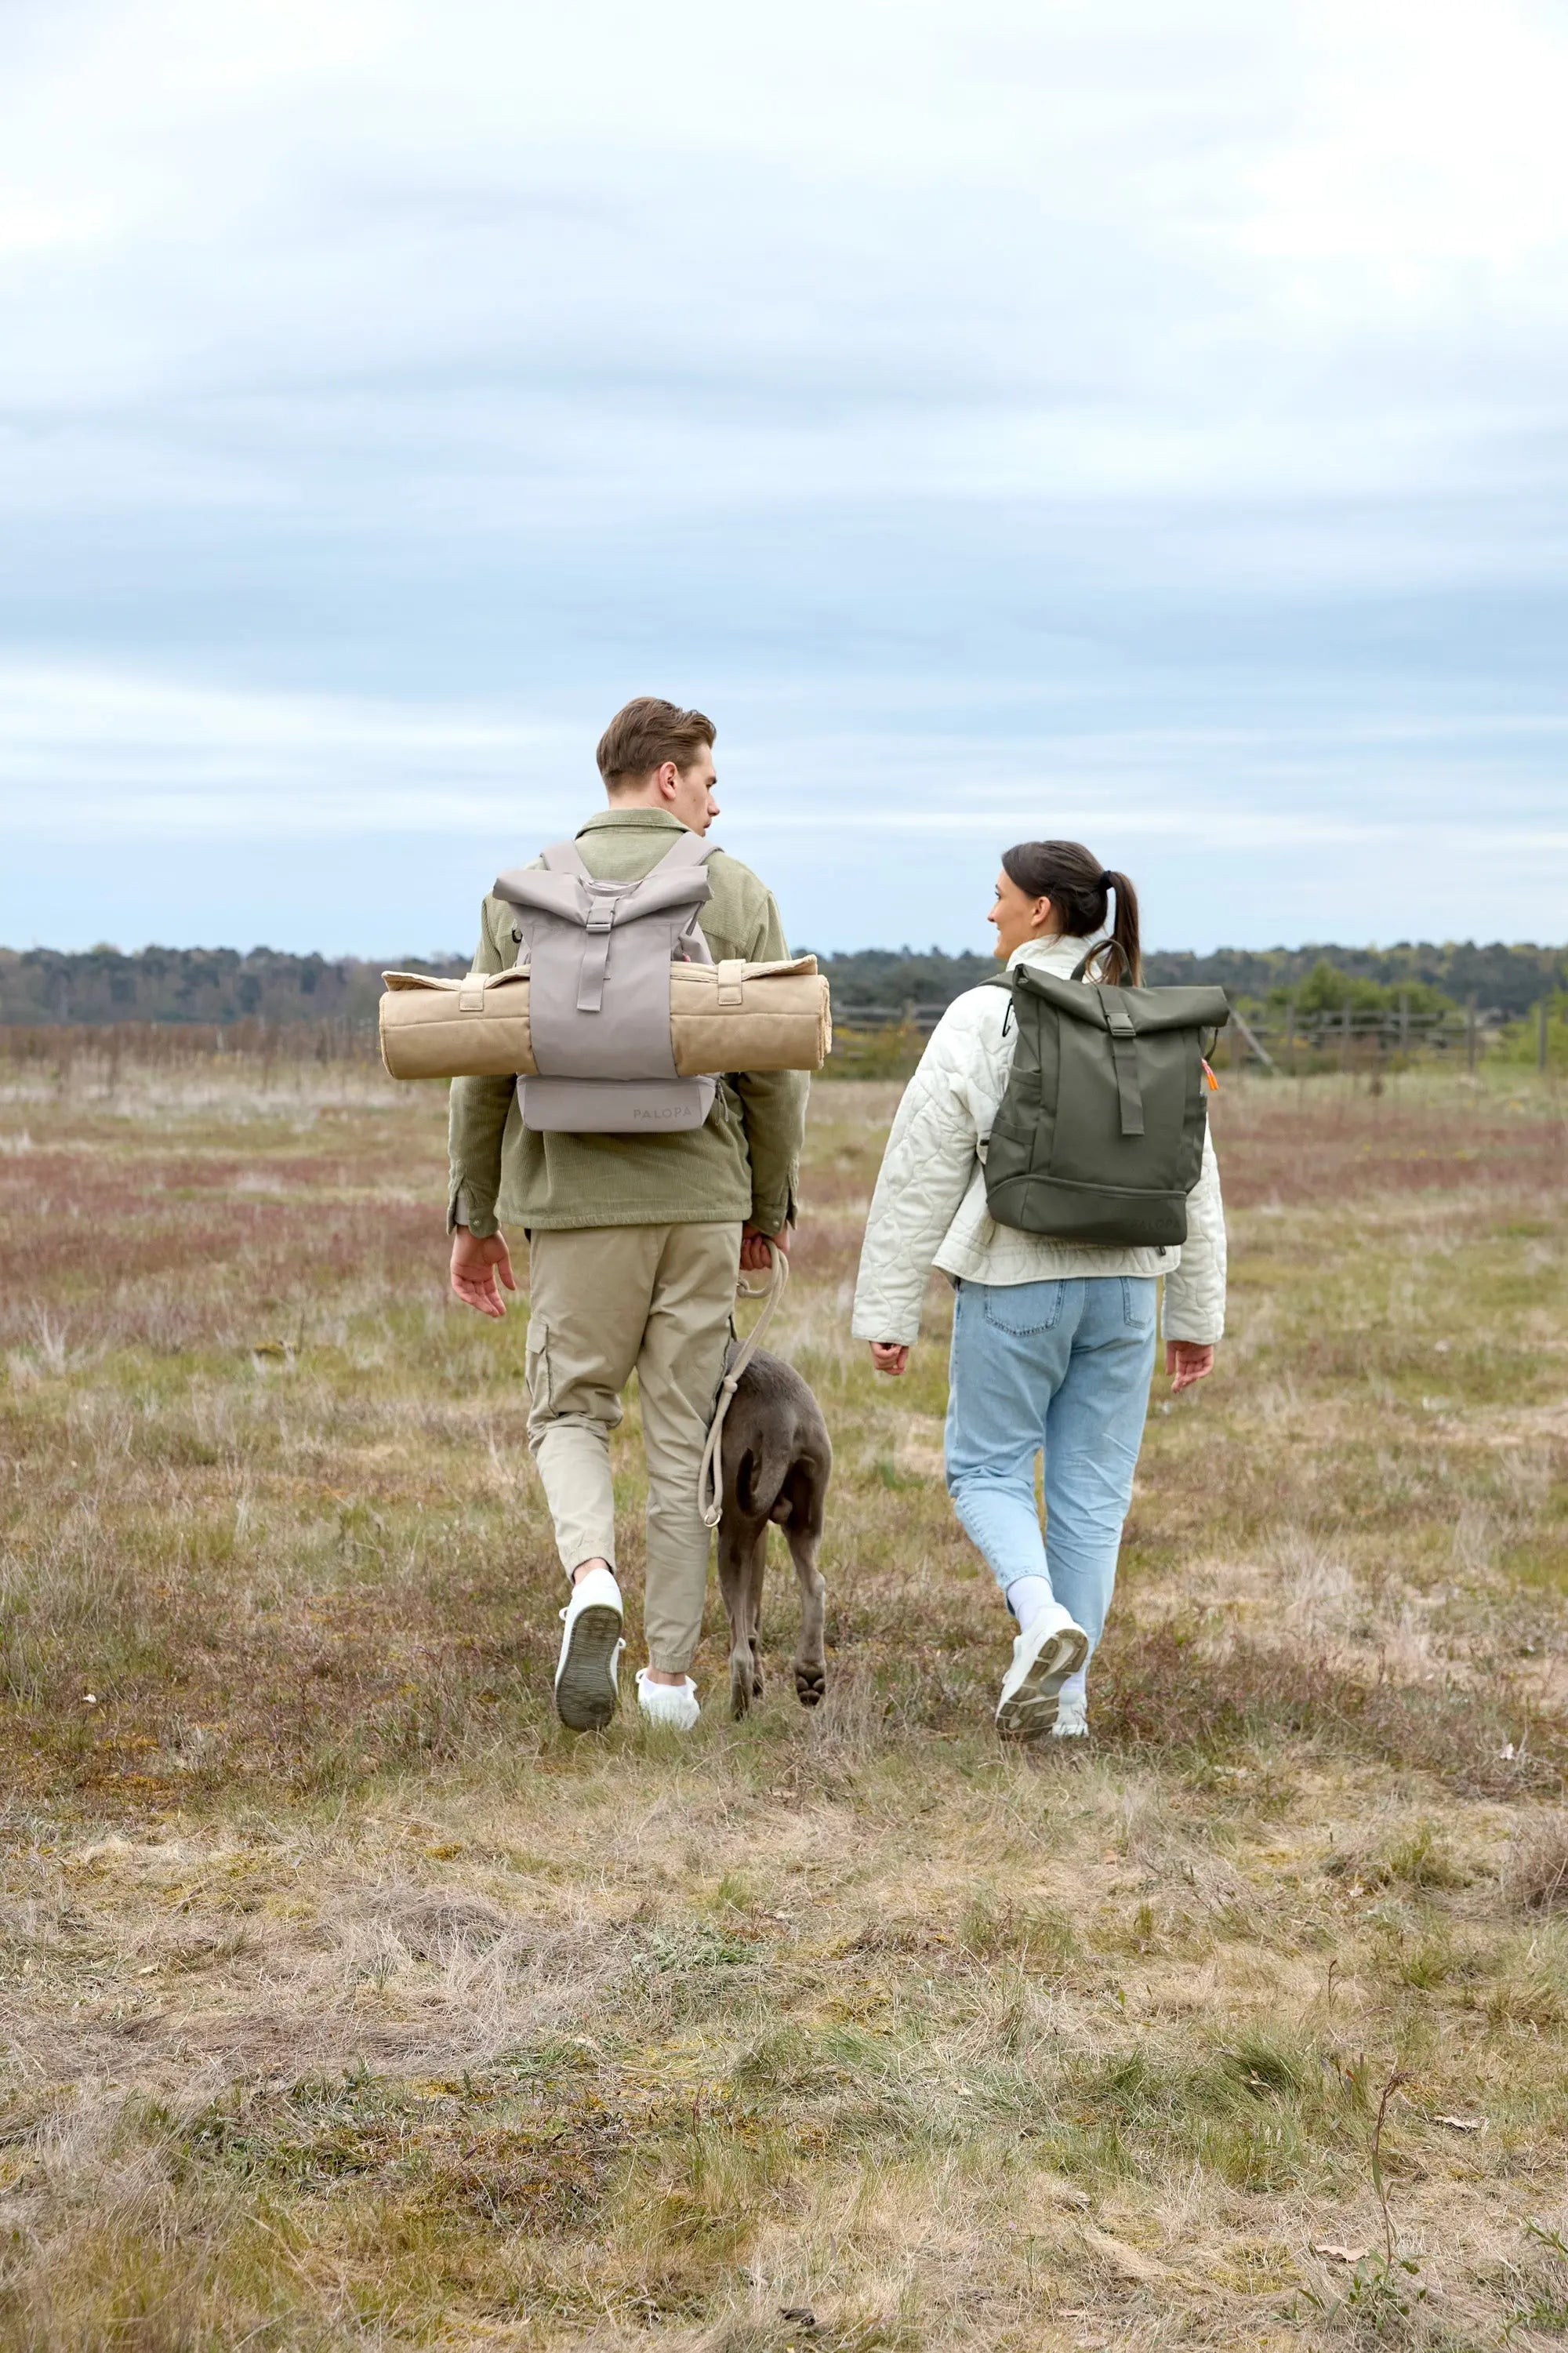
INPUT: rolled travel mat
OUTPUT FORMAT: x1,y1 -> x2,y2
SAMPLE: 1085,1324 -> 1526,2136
379,957 -> 830,1081
670,958 -> 832,1077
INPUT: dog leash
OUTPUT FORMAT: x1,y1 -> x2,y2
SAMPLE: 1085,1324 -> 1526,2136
698,1240 -> 790,1530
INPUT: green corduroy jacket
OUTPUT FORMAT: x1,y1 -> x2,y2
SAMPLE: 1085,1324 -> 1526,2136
447,810 -> 808,1237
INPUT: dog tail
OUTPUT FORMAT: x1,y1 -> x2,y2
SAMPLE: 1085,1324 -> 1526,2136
735,1426 -> 795,1523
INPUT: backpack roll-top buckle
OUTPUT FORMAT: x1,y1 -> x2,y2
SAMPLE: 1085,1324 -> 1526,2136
1099,987 -> 1146,1138
583,881 -> 620,935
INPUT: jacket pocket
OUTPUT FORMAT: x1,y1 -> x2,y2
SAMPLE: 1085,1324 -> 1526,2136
982,1280 -> 1065,1336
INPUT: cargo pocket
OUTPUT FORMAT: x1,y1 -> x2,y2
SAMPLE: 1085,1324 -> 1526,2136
524,1313 -> 552,1411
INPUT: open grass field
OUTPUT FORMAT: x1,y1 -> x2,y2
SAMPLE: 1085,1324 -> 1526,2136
2,1048 -> 1566,2351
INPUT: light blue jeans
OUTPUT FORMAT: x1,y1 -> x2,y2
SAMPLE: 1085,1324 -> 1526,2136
945,1276 -> 1157,1708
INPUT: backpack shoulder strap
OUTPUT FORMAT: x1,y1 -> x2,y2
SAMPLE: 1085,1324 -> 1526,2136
539,839 -> 593,880
647,827 -> 716,873
1072,939 -> 1121,982
981,968 -> 1018,1036
492,860 -> 586,917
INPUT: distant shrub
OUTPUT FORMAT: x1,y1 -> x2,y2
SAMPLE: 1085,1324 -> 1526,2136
1266,960 -> 1454,1019
1494,992 -> 1568,1069
822,1025 -> 926,1081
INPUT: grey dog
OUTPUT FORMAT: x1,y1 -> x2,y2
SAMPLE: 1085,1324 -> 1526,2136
715,1342 -> 832,1719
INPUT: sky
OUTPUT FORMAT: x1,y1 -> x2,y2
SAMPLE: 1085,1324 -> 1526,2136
2,0 -> 1566,959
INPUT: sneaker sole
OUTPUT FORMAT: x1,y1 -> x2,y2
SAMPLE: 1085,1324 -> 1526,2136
996,1626 -> 1090,1741
555,1603 -> 622,1732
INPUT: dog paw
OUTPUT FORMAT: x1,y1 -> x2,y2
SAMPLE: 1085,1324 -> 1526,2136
793,1661 -> 826,1708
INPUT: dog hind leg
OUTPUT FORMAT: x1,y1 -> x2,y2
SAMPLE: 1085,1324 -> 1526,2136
724,1523 -> 768,1719
717,1512 -> 754,1719
745,1520 -> 767,1700
783,1473 -> 829,1709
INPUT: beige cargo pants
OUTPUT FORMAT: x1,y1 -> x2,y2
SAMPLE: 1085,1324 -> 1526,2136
524,1222 -> 741,1676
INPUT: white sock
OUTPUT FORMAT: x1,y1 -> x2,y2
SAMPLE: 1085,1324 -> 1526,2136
1006,1576 -> 1054,1632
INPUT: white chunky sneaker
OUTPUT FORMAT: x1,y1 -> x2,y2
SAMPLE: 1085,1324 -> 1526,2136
635,1670 -> 701,1731
996,1604 -> 1090,1741
554,1567 -> 625,1731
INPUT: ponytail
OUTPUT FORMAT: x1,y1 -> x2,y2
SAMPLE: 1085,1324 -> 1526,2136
1099,868 -> 1142,986
1000,841 -> 1142,985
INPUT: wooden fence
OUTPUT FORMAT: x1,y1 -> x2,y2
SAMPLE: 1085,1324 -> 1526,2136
0,1019 -> 382,1073
829,994 -> 1512,1074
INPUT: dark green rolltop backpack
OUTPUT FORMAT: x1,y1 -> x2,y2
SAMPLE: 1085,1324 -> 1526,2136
982,953 -> 1230,1248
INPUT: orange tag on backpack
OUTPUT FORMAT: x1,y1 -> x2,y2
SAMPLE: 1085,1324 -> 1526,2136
1202,1059 -> 1219,1091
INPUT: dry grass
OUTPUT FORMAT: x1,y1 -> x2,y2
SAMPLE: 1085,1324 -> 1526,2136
1503,1812 -> 1568,1915
1,1051 -> 1566,2350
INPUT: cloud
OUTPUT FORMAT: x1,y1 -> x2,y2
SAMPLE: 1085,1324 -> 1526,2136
1,0 -> 1566,950
0,663 -> 568,823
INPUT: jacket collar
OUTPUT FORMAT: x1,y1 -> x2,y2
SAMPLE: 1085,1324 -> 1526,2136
575,808 -> 689,837
1006,932 -> 1100,979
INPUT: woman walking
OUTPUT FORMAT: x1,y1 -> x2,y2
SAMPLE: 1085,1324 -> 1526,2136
851,842 -> 1225,1741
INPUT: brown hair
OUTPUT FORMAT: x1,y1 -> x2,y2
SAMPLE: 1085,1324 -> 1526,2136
596,697 -> 716,792
1000,840 -> 1142,985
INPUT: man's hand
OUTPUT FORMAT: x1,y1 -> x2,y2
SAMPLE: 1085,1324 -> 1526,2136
450,1226 -> 516,1319
740,1222 -> 792,1275
870,1342 -> 910,1377
1167,1341 -> 1215,1393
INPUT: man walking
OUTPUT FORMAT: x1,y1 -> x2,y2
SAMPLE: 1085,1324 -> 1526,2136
447,698 -> 807,1731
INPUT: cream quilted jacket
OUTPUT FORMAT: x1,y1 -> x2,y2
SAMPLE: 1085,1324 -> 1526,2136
851,933 -> 1227,1349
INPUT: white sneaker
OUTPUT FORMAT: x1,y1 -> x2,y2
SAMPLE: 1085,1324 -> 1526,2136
635,1669 -> 701,1731
554,1567 -> 624,1731
996,1605 -> 1090,1741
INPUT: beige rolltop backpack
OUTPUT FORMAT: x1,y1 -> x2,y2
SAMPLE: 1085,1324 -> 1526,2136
493,830 -> 720,1134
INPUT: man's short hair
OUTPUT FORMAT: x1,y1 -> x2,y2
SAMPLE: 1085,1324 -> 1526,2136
596,697 -> 716,791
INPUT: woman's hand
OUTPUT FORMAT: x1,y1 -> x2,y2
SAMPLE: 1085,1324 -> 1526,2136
1167,1341 -> 1214,1393
870,1342 -> 910,1376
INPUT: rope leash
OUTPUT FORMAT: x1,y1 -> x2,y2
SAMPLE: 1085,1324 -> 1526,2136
698,1240 -> 789,1529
